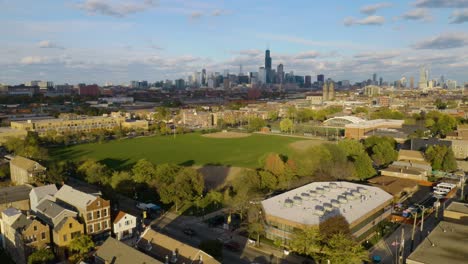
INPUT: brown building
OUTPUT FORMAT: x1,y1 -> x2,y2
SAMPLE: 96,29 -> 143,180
35,199 -> 84,259
95,237 -> 162,264
54,185 -> 111,241
345,119 -> 404,140
137,229 -> 220,264
1,208 -> 51,264
9,156 -> 46,185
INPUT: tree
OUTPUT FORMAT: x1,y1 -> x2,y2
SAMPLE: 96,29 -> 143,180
77,160 -> 110,185
45,161 -> 68,184
371,141 -> 398,167
153,106 -> 170,122
263,153 -> 286,176
322,233 -> 369,264
319,215 -> 350,239
289,227 -> 323,259
247,222 -> 265,246
69,235 -> 94,262
259,170 -> 278,191
280,118 -> 293,133
4,134 -> 48,161
132,159 -> 156,183
267,111 -> 279,121
353,154 -> 376,180
248,117 -> 266,132
0,163 -> 10,180
110,171 -> 133,194
205,190 -> 223,208
28,248 -> 54,264
425,145 -> 457,172
158,167 -> 204,212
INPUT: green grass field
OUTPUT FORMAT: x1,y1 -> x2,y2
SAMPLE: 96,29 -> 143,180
51,133 -> 307,169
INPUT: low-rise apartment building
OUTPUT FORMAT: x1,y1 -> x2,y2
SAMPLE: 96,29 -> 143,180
54,185 -> 111,242
9,156 -> 46,185
29,184 -> 58,212
1,208 -> 51,264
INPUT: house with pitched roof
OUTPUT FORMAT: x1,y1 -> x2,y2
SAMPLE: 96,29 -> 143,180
113,211 -> 137,240
9,156 -> 46,185
35,199 -> 84,259
95,237 -> 162,264
29,184 -> 58,212
0,208 -> 51,264
54,185 -> 111,242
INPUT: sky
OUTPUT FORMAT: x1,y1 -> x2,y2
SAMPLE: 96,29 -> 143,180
1,0 -> 468,85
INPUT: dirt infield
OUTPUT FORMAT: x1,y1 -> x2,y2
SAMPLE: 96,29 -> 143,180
289,139 -> 325,152
202,131 -> 251,139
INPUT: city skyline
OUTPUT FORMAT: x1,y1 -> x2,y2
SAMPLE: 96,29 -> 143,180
1,0 -> 468,85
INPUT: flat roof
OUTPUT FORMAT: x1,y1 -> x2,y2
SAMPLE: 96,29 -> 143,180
261,181 -> 393,226
445,202 -> 468,215
407,221 -> 468,264
0,185 -> 32,204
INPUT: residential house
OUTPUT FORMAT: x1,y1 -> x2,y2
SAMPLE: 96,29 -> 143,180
95,237 -> 162,264
9,156 -> 46,185
54,185 -> 111,241
35,199 -> 84,259
113,211 -> 137,240
29,184 -> 58,212
137,229 -> 220,264
0,208 -> 51,264
0,185 -> 32,212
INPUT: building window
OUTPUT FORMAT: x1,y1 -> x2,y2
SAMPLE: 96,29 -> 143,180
87,212 -> 92,221
63,234 -> 67,242
33,225 -> 37,231
97,200 -> 101,207
71,231 -> 81,239
69,223 -> 73,229
103,208 -> 108,217
103,220 -> 108,229
88,224 -> 94,233
96,210 -> 101,219
41,232 -> 46,240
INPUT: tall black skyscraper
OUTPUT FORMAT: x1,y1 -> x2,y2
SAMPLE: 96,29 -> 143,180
265,49 -> 272,83
317,74 -> 325,83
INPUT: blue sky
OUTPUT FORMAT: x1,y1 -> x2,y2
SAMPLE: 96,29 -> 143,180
1,0 -> 468,85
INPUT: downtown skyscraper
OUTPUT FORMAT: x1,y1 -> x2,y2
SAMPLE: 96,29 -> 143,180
265,49 -> 272,84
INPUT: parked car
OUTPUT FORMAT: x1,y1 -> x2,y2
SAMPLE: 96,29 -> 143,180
183,228 -> 196,236
224,241 -> 241,252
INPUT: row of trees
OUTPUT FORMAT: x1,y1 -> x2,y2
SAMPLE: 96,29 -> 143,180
425,145 -> 457,172
77,159 -> 205,212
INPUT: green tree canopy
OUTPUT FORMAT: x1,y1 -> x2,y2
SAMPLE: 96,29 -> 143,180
322,233 -> 369,264
248,117 -> 266,132
289,227 -> 323,259
425,145 -> 457,172
28,248 -> 54,264
132,159 -> 156,183
4,133 -> 48,161
69,235 -> 94,262
77,160 -> 110,185
280,118 -> 294,133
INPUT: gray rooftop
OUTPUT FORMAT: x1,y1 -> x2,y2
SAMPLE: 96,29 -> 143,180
30,184 -> 57,201
35,199 -> 77,226
0,185 -> 32,204
11,214 -> 32,231
445,202 -> 468,215
54,184 -> 97,210
407,221 -> 468,264
261,181 -> 393,226
95,237 -> 162,264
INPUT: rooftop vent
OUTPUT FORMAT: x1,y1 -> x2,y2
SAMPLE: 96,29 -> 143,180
338,195 -> 348,204
309,190 -> 318,197
293,196 -> 303,205
322,185 -> 330,192
284,198 -> 294,208
323,203 -> 333,211
331,199 -> 340,208
301,192 -> 311,201
315,187 -> 324,194
357,187 -> 368,194
330,182 -> 338,189
314,205 -> 324,216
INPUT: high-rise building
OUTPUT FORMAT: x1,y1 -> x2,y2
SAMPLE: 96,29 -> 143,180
277,64 -> 284,84
305,75 -> 312,88
201,69 -> 207,86
265,49 -> 272,84
322,81 -> 335,101
410,77 -> 414,89
258,67 -> 266,84
373,73 -> 377,85
317,74 -> 325,84
419,66 -> 428,90
379,77 -> 383,86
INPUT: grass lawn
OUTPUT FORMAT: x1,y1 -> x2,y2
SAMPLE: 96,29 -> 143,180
51,133 -> 309,169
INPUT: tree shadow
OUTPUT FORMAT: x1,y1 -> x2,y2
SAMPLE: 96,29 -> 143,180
100,158 -> 131,170
179,160 -> 195,166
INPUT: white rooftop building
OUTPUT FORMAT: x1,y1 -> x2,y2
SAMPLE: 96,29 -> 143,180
261,181 -> 393,241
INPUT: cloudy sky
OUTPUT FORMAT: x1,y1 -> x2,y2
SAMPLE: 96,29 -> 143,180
1,0 -> 468,85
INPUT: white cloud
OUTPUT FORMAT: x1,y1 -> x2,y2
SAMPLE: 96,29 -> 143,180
414,0 -> 468,8
450,9 -> 468,23
401,8 -> 433,21
413,32 -> 468,49
76,0 -> 157,17
360,2 -> 392,14
38,40 -> 64,49
294,51 -> 320,60
20,56 -> 51,65
344,15 -> 386,26
190,11 -> 203,20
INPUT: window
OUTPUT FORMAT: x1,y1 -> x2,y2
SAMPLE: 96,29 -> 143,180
96,210 -> 101,219
71,231 -> 81,239
33,225 -> 37,231
97,200 -> 101,207
87,212 -> 92,221
63,234 -> 67,242
125,220 -> 130,226
103,220 -> 108,229
103,208 -> 108,217
88,224 -> 94,233
69,223 -> 73,229
41,232 -> 46,240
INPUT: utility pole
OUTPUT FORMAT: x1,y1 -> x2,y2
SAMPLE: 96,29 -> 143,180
411,212 -> 417,251
420,206 -> 425,232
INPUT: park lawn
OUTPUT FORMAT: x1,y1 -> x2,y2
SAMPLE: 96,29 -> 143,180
50,133 -> 308,169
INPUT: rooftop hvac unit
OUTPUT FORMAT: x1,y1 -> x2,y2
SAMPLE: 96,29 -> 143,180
323,203 -> 333,211
357,187 -> 368,194
314,205 -> 324,216
309,190 -> 318,197
331,199 -> 340,208
338,195 -> 348,204
284,198 -> 294,208
322,185 -> 330,192
315,187 -> 324,194
293,196 -> 303,205
301,192 -> 311,201
329,182 -> 338,189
